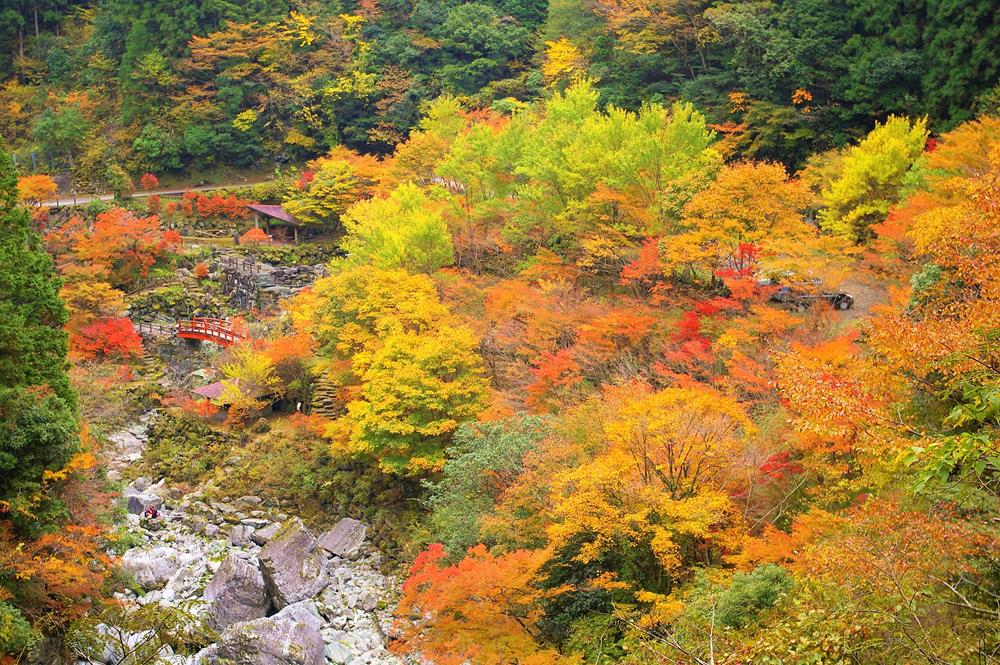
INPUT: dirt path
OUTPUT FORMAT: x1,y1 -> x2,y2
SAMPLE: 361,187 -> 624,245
837,276 -> 890,321
40,178 -> 273,208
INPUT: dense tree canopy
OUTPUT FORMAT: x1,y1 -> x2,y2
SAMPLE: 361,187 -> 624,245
3,0 -> 999,184
0,144 -> 76,533
1,3 -> 1000,663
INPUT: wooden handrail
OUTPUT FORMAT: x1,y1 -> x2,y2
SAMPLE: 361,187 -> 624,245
176,317 -> 247,346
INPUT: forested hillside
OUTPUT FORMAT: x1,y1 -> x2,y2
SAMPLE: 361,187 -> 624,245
1,2 -> 999,665
2,0 -> 1000,186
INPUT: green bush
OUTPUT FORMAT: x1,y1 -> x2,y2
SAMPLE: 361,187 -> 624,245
424,416 -> 550,556
909,262 -> 943,307
685,564 -> 794,630
563,614 -> 625,664
143,412 -> 240,486
0,602 -> 40,659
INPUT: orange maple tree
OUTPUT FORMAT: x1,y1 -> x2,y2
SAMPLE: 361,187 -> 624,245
72,318 -> 144,360
393,543 -> 562,665
16,174 -> 57,205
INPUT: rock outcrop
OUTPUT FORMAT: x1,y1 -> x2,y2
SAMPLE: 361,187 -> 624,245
97,419 -> 400,665
211,616 -> 325,665
258,518 -> 329,610
203,553 -> 270,631
317,519 -> 367,559
120,546 -> 181,590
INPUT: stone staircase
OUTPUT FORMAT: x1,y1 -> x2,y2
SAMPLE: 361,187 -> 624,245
133,349 -> 164,381
310,374 -> 340,419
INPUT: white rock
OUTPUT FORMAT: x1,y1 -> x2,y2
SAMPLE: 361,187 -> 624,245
121,546 -> 180,590
272,599 -> 324,630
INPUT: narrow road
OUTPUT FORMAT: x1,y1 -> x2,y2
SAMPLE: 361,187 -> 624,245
40,179 -> 271,208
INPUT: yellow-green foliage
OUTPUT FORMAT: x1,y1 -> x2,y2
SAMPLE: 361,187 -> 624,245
0,601 -> 40,658
818,116 -> 928,243
220,346 -> 283,423
341,183 -> 454,273
296,264 -> 447,364
348,324 -> 489,476
290,264 -> 487,476
284,159 -> 365,225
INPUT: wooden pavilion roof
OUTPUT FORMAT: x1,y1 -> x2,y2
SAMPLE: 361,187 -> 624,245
247,204 -> 300,226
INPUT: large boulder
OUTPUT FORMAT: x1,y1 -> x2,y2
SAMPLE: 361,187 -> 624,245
316,518 -> 366,559
258,519 -> 328,609
123,476 -> 151,496
203,554 -> 270,631
228,524 -> 255,547
124,477 -> 165,515
212,617 -> 324,665
121,546 -> 180,590
251,522 -> 282,546
126,493 -> 163,515
271,600 -> 324,630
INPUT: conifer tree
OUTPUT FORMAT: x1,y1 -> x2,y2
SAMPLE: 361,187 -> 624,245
0,143 -> 77,533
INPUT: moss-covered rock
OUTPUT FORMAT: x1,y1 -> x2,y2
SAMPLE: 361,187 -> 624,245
128,283 -> 231,320
142,412 -> 240,486
235,242 -> 342,267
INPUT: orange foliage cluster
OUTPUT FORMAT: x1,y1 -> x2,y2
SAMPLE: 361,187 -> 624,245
138,173 -> 159,191
43,208 -> 181,359
71,317 -> 144,360
0,523 -> 110,620
239,226 -> 271,244
393,543 -> 560,665
0,422 -> 112,644
51,208 -> 182,286
178,191 -> 253,219
16,174 -> 57,205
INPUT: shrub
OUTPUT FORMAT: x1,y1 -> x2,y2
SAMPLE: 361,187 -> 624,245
425,416 -> 550,556
138,173 -> 159,191
0,601 -> 40,658
142,412 -> 239,486
239,226 -> 270,245
685,564 -> 794,630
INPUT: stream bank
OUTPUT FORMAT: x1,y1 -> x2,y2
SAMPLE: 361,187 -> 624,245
81,416 -> 402,665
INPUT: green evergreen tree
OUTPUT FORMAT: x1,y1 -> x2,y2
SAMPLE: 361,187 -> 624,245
0,142 -> 77,534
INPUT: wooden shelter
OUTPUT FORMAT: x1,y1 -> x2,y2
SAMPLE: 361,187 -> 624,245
247,204 -> 303,243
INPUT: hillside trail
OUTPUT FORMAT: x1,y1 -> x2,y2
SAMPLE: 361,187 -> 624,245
837,276 -> 890,320
40,178 -> 273,208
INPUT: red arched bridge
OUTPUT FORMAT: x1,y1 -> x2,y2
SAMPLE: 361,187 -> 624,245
176,318 -> 248,346
137,318 -> 248,347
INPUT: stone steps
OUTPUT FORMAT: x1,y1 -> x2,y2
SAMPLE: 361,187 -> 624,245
133,351 -> 164,381
310,376 -> 340,419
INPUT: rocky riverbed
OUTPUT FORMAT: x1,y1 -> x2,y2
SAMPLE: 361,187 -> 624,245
87,416 -> 402,665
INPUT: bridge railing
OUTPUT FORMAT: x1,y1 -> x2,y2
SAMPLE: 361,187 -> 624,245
176,317 -> 248,346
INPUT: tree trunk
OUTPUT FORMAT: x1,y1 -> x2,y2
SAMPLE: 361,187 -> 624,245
33,2 -> 39,38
